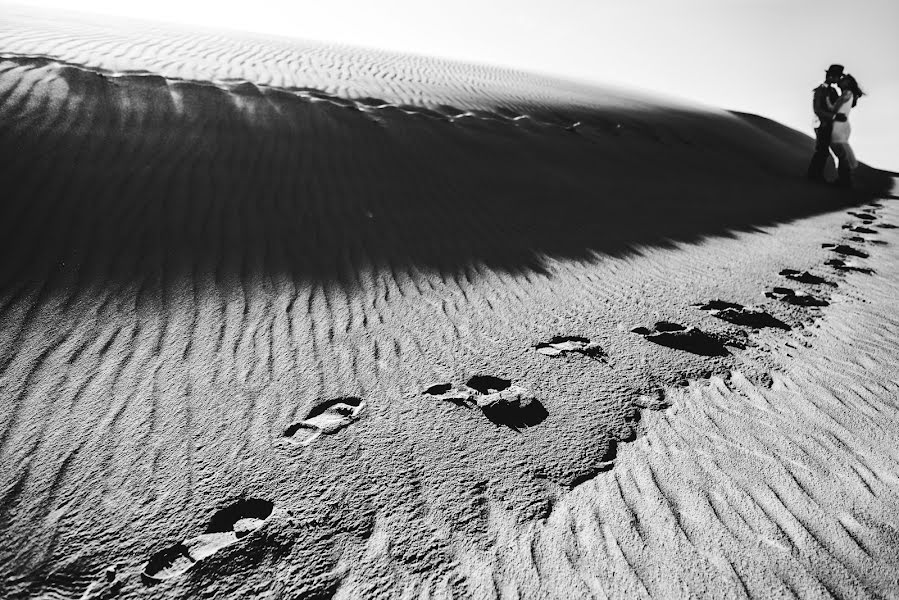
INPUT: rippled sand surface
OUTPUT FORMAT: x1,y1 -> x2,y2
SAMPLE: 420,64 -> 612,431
1,6 -> 898,599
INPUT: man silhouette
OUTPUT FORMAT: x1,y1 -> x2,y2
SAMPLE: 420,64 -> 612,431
806,64 -> 843,183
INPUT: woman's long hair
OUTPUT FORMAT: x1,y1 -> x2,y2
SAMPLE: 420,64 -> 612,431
842,74 -> 865,107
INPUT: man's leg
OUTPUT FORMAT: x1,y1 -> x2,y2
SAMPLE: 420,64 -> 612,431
806,122 -> 832,181
833,144 -> 853,187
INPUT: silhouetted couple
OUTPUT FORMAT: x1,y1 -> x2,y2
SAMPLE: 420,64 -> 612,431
807,64 -> 864,188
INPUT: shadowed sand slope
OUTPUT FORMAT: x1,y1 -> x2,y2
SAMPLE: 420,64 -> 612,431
2,7 -> 899,600
1,53 -> 893,292
1,8 -> 895,295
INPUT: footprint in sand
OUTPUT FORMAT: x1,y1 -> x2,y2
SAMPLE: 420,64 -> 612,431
535,335 -> 605,359
843,225 -> 879,234
630,322 -> 729,356
423,375 -> 547,429
825,258 -> 875,274
844,236 -> 887,247
821,243 -> 869,259
779,269 -> 835,286
282,397 -> 365,446
422,383 -> 473,406
142,499 -> 275,584
765,287 -> 828,307
694,300 -> 791,330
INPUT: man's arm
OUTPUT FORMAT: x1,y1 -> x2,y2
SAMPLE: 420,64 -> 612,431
813,87 -> 836,121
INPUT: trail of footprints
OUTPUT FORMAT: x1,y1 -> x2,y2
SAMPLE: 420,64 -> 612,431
623,203 -> 888,359
764,204 -> 884,306
116,201 -> 890,590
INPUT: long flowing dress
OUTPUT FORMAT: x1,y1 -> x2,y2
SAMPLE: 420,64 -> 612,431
830,90 -> 858,169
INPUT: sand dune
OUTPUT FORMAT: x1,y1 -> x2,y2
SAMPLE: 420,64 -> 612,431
1,6 -> 898,600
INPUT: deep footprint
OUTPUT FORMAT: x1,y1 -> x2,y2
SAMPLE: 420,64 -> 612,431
423,382 -> 477,406
142,499 -> 275,584
842,225 -> 878,234
825,258 -> 875,274
779,269 -> 835,286
423,376 -> 547,429
821,243 -> 869,258
631,322 -> 729,356
535,335 -> 605,358
765,287 -> 828,307
282,397 -> 365,446
695,300 -> 791,330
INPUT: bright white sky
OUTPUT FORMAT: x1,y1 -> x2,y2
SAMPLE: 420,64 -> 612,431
9,0 -> 899,170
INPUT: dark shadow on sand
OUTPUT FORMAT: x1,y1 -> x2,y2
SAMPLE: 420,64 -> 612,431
0,61 -> 895,297
482,400 -> 549,431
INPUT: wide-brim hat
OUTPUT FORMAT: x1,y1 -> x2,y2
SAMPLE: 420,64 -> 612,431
826,64 -> 845,77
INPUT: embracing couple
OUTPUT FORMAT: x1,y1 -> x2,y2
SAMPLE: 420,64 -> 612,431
807,64 -> 864,188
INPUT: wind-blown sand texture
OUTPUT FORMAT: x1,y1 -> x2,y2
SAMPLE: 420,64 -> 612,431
1,6 -> 898,599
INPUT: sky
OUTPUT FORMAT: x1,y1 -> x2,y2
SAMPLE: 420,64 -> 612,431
8,0 -> 899,171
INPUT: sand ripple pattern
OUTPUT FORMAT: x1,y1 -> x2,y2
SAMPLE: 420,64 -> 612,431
342,224 -> 899,598
1,6 -> 675,116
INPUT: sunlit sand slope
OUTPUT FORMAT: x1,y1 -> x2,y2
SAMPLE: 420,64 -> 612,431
453,225 -> 899,599
1,5 -> 700,113
1,6 -> 897,600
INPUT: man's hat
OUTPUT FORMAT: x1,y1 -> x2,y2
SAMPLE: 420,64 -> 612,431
826,64 -> 845,77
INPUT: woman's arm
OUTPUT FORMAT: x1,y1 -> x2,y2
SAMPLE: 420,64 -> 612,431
831,90 -> 853,111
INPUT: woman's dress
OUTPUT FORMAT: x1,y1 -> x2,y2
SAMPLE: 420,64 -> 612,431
830,90 -> 857,169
